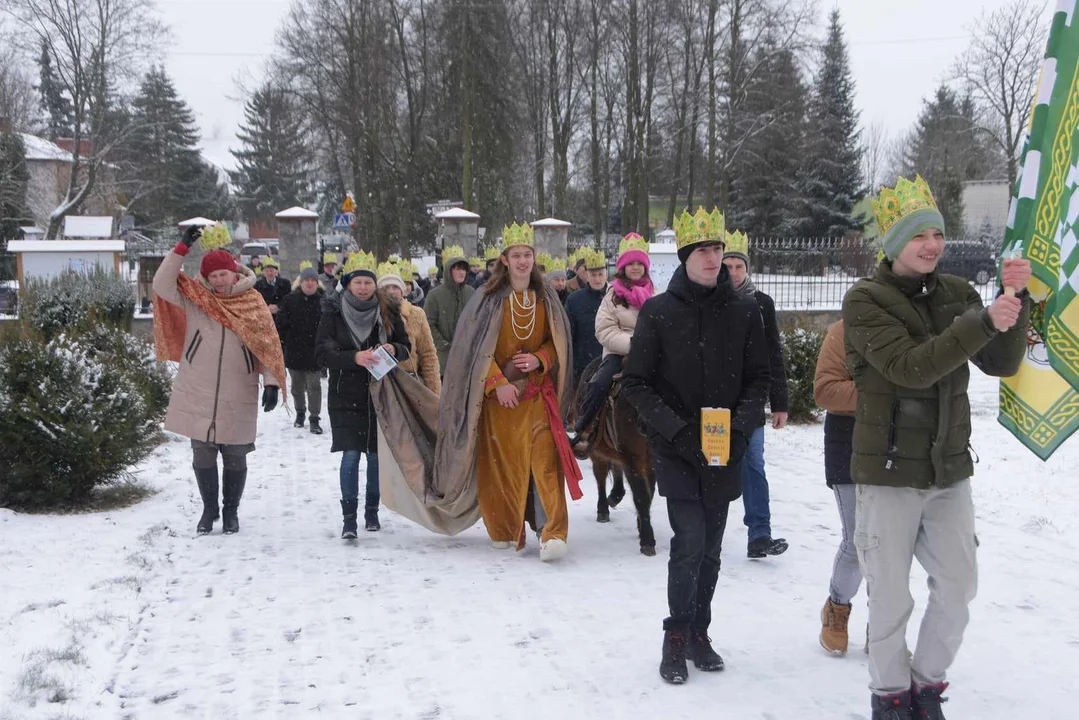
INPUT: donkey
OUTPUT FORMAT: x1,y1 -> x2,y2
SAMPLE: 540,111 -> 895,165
571,356 -> 657,556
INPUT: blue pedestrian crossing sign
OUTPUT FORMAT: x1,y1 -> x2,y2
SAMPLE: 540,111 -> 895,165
334,212 -> 356,230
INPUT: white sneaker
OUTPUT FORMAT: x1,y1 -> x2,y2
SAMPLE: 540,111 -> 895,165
491,540 -> 512,550
540,538 -> 568,562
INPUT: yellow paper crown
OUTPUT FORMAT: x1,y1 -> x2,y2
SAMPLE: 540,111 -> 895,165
342,250 -> 377,275
261,255 -> 280,269
299,260 -> 314,271
872,175 -> 939,237
400,259 -> 415,278
468,256 -> 483,267
501,221 -> 535,249
376,261 -> 402,279
724,230 -> 749,258
484,245 -> 501,261
674,207 -> 726,251
442,245 -> 465,263
536,252 -> 556,271
618,232 -> 649,257
197,222 -> 232,251
581,248 -> 607,270
547,256 -> 566,272
323,253 -> 339,266
568,247 -> 588,266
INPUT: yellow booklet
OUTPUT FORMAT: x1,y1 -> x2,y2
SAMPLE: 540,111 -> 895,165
701,408 -> 732,467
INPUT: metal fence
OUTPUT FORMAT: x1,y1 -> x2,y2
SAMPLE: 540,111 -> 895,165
737,236 -> 999,311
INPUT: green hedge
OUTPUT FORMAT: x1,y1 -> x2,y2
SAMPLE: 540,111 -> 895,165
780,327 -> 825,424
18,266 -> 135,340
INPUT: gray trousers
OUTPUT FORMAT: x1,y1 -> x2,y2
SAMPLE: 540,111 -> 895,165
289,368 -> 322,420
829,484 -> 863,606
191,439 -> 252,471
855,480 -> 978,695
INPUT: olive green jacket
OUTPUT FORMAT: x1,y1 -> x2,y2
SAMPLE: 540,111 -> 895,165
842,261 -> 1030,489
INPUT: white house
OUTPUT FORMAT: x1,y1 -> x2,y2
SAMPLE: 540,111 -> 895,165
7,216 -> 124,282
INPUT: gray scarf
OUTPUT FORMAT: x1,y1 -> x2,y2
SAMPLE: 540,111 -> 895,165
735,276 -> 758,296
341,292 -> 383,348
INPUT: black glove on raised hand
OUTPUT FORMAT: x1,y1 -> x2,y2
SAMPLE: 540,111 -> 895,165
181,224 -> 203,247
262,386 -> 279,413
729,430 -> 748,465
672,426 -> 708,468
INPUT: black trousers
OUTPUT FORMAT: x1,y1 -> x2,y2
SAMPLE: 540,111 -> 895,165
574,353 -> 623,433
664,498 -> 730,632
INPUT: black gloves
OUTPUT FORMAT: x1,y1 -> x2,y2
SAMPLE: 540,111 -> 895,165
262,386 -> 278,412
729,430 -> 748,465
672,426 -> 708,468
181,224 -> 203,247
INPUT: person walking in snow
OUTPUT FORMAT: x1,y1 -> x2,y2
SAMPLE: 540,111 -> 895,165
564,249 -> 608,384
378,263 -> 442,394
620,208 -> 770,685
278,264 -> 325,435
404,277 -> 425,309
570,233 -> 653,456
319,253 -> 340,297
152,224 -> 285,536
424,247 -> 475,375
721,231 -> 790,560
255,256 -> 291,321
547,268 -> 569,305
812,319 -> 861,656
316,252 -> 411,538
843,176 -> 1030,719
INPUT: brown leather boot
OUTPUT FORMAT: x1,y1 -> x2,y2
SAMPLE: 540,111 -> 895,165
820,598 -> 852,656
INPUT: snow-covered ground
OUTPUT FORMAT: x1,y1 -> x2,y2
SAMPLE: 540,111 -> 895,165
2,369 -> 1077,719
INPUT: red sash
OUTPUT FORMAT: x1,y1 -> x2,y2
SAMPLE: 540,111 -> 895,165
520,376 -> 584,501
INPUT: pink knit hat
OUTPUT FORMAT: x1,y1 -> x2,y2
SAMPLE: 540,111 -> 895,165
616,232 -> 651,273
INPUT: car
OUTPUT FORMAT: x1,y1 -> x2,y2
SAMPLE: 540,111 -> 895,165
938,239 -> 997,285
239,241 -> 279,267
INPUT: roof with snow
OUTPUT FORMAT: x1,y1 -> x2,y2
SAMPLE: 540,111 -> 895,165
19,133 -> 73,162
275,206 -> 320,219
177,217 -> 216,228
531,217 -> 572,228
8,240 -> 125,253
64,216 -> 114,238
435,208 -> 481,221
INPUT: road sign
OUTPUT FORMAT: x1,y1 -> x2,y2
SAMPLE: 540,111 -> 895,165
334,212 -> 356,230
341,194 -> 356,213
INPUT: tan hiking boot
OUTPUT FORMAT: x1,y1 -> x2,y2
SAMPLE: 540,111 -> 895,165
820,598 -> 852,656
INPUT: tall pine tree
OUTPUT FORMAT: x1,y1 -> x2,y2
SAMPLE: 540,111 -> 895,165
0,131 -> 31,243
122,67 -> 213,231
35,42 -> 73,141
228,84 -> 311,222
902,84 -> 1004,235
796,9 -> 863,238
727,47 -> 808,237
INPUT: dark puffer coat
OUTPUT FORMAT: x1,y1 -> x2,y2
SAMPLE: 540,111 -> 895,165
315,294 -> 410,454
278,287 -> 323,371
621,264 -> 771,506
842,261 -> 1029,489
564,283 -> 607,378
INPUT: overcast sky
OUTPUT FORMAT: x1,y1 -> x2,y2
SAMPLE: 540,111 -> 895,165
154,0 -> 1057,171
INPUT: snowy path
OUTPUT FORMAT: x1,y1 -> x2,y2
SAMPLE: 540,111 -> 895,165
3,370 -> 1079,719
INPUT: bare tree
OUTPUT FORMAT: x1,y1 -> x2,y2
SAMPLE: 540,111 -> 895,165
862,118 -> 889,193
510,0 -> 549,216
546,0 -> 584,218
1,0 -> 162,238
954,0 -> 1047,188
0,43 -> 39,132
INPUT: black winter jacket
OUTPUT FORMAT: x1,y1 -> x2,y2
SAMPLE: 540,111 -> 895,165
278,288 -> 323,371
621,265 -> 771,506
565,283 -> 607,375
315,295 -> 410,454
753,290 -> 790,416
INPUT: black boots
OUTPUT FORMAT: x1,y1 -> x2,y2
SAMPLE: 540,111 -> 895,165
911,683 -> 949,719
341,499 -> 359,539
221,469 -> 247,535
659,630 -> 689,684
309,416 -> 323,435
747,536 -> 789,559
364,506 -> 381,532
872,691 -> 913,720
687,629 -> 725,671
194,467 -> 219,535
293,412 -> 305,428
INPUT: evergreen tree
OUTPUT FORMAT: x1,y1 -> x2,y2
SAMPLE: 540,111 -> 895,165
902,84 -> 1005,235
122,67 -> 209,230
228,84 -> 312,222
0,131 -> 31,244
728,47 -> 808,236
35,42 -> 73,141
796,10 -> 864,237
181,160 -> 233,224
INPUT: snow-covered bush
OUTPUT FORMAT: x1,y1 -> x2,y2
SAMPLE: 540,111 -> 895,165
0,331 -> 163,510
19,267 -> 135,339
75,325 -> 172,422
780,326 -> 825,424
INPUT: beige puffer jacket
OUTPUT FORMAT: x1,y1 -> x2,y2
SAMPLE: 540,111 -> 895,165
594,287 -> 640,357
153,252 -> 278,445
398,299 -> 442,395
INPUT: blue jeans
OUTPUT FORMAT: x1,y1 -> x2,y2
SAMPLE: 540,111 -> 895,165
740,426 -> 771,542
340,450 -> 380,509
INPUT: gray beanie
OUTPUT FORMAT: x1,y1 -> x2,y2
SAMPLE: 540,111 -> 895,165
299,266 -> 319,282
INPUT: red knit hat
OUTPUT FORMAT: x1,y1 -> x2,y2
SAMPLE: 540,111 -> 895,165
200,249 -> 238,277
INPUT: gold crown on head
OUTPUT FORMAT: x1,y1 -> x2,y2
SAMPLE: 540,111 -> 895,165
261,255 -> 280,269
484,245 -> 501,261
546,255 -> 566,272
376,261 -> 402,279
568,247 -> 588,266
674,207 -> 726,251
342,250 -> 377,275
873,175 -> 939,237
400,259 -> 415,278
323,253 -> 339,266
501,221 -> 535,249
581,248 -> 607,270
468,256 -> 483,267
618,232 -> 649,257
724,230 -> 749,258
536,252 -> 556,271
299,260 -> 314,272
442,245 -> 465,262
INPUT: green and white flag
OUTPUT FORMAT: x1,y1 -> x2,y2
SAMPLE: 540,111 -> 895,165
999,0 -> 1079,459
